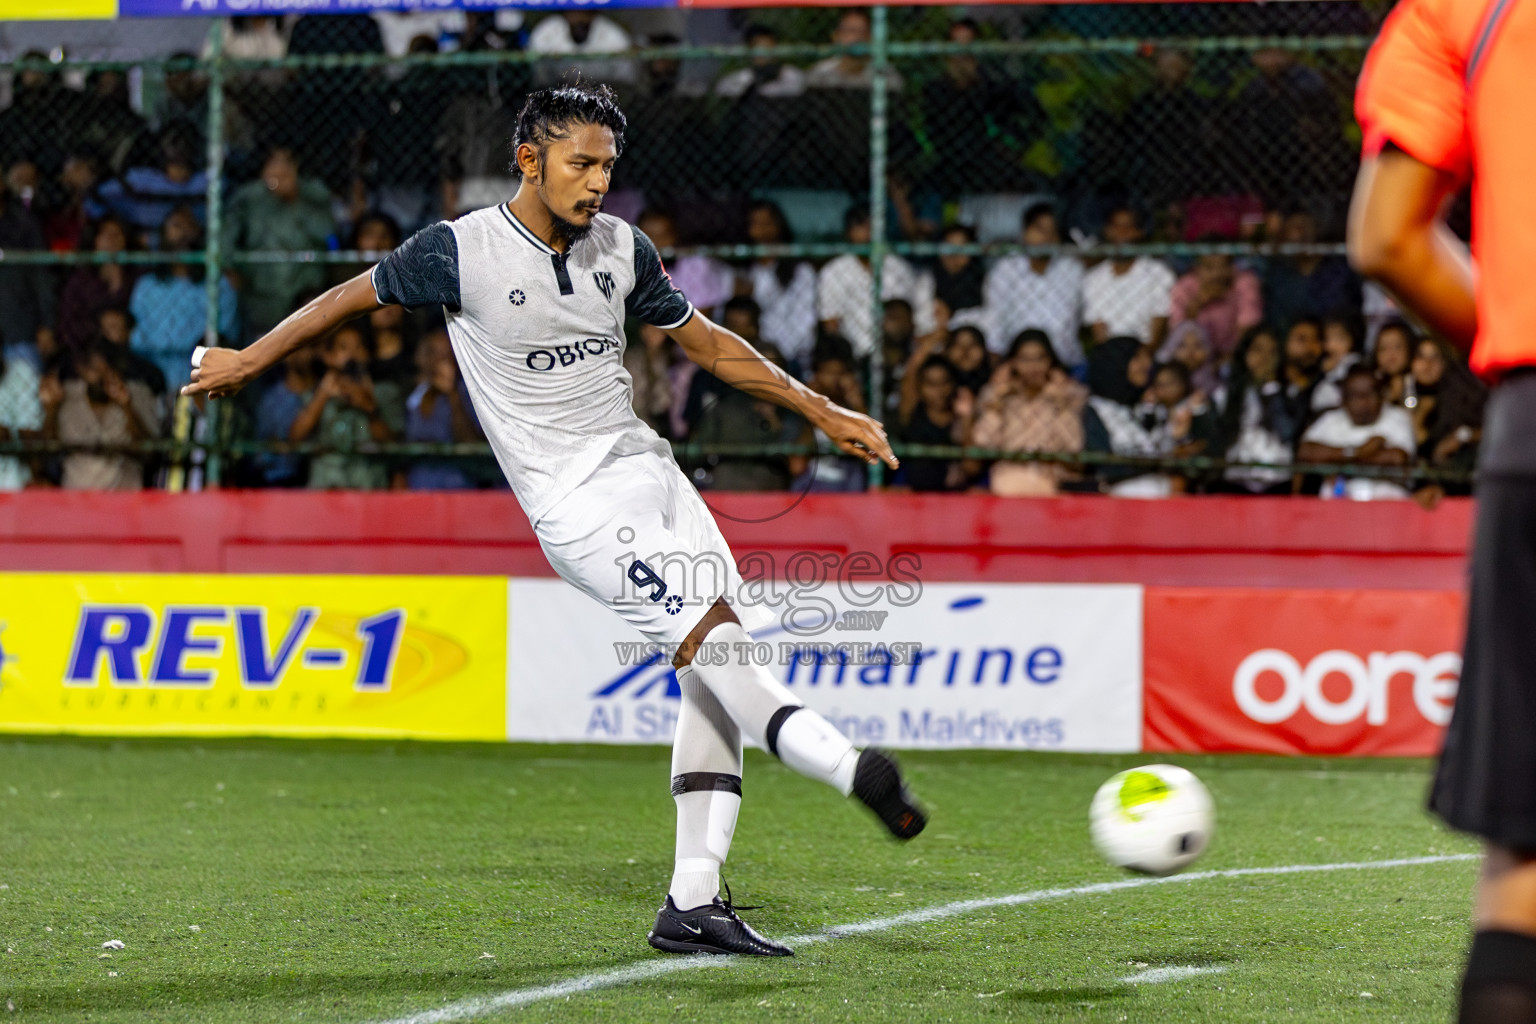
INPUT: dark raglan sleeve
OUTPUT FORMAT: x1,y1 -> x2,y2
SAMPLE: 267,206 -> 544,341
370,221 -> 462,313
625,226 -> 695,330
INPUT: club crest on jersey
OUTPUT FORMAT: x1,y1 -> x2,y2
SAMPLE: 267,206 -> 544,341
592,272 -> 616,302
508,289 -> 526,305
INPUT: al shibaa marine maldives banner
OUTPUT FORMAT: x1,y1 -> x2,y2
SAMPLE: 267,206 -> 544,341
507,579 -> 1144,752
0,573 -> 505,740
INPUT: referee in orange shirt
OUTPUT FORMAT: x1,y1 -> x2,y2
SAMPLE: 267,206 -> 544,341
1352,0 -> 1536,1018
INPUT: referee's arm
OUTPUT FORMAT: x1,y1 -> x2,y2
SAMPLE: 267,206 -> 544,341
668,312 -> 898,470
1347,146 -> 1477,348
182,271 -> 383,400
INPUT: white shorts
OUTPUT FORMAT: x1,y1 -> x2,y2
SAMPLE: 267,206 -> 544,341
533,447 -> 776,647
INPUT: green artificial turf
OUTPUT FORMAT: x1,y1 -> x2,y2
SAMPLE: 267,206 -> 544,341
0,738 -> 1478,1023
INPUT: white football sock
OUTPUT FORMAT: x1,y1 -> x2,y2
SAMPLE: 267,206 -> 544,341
687,621 -> 860,797
668,666 -> 741,912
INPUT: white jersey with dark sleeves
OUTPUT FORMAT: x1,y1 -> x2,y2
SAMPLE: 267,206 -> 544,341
370,206 -> 696,522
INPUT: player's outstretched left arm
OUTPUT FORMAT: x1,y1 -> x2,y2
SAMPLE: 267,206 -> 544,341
668,313 -> 898,469
181,272 -> 383,400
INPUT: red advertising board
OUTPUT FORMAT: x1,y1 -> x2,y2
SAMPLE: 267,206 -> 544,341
1144,587 -> 1465,757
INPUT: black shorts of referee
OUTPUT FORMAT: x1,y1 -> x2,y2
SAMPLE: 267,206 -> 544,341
1432,368 -> 1536,849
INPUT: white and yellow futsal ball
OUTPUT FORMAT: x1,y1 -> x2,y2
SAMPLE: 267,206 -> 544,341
1089,764 -> 1215,876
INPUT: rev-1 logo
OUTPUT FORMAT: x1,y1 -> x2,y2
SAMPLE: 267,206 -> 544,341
64,605 -> 406,690
525,337 -> 619,372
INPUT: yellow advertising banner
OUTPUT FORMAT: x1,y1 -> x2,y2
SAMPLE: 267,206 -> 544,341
0,573 -> 506,740
0,0 -> 116,18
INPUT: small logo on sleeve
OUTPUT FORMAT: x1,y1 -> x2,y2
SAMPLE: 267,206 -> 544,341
508,289 -> 526,305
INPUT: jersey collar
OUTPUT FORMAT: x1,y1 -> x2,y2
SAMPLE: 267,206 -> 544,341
500,203 -> 560,256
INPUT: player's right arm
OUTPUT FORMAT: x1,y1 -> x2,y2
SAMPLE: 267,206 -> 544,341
182,273 -> 382,400
1347,0 -> 1477,348
185,220 -> 461,400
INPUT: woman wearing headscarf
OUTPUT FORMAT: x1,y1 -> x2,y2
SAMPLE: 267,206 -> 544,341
1081,336 -> 1176,496
1410,335 -> 1486,495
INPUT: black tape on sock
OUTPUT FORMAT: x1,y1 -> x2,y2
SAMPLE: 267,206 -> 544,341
670,772 -> 743,798
765,704 -> 804,759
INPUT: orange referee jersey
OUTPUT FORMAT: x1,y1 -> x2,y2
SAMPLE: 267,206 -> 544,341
1357,0 -> 1536,381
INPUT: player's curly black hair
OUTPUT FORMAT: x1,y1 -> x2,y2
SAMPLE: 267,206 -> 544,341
510,83 -> 627,178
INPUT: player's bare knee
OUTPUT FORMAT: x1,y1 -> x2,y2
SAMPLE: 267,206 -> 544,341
672,597 -> 739,669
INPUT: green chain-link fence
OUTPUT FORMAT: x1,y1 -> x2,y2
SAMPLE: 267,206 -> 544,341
0,1 -> 1480,500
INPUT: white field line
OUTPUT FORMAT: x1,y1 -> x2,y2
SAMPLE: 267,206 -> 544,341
367,853 -> 1477,1024
1120,965 -> 1228,985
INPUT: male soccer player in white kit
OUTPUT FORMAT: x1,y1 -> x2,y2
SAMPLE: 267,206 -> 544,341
184,84 -> 926,957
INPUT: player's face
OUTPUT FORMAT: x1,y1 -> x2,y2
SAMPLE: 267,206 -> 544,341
535,124 -> 616,232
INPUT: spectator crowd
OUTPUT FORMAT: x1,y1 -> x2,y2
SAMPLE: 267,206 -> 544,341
0,4 -> 1482,501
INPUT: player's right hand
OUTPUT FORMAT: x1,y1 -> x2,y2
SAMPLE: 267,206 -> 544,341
182,346 -> 249,401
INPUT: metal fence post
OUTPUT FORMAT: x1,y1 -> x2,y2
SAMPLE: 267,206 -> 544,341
867,3 -> 890,489
173,25 -> 227,491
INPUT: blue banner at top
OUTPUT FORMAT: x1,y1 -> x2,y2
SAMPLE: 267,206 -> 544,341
121,0 -> 661,15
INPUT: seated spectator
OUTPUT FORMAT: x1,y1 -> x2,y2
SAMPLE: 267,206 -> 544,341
639,209 -> 733,320
330,210 -> 401,288
880,298 -> 920,416
367,303 -> 416,390
0,53 -> 76,176
806,9 -> 903,90
898,355 -> 964,493
1083,207 -> 1176,349
223,147 -> 334,337
682,298 -> 767,435
689,340 -> 808,492
794,334 -> 867,492
96,125 -> 208,242
984,203 -> 1084,369
1168,248 -> 1262,363
933,224 -> 985,318
1261,209 -> 1360,331
247,350 -> 316,488
1146,360 -> 1220,491
1159,320 -> 1221,397
944,324 -> 992,396
0,347 -> 42,490
626,322 -> 685,439
403,333 -> 480,491
1214,325 -> 1296,494
58,214 -> 137,359
715,24 -> 807,98
44,151 -> 106,254
920,18 -> 1040,196
1082,336 -> 1179,497
40,342 -> 161,491
1312,311 -> 1365,414
1279,317 -> 1324,434
1410,336 -> 1486,491
75,70 -> 145,180
817,205 -> 933,358
527,11 -> 636,86
963,330 -> 1086,497
96,307 -> 165,399
740,200 -> 817,372
1298,366 -> 1415,501
0,175 -> 55,367
289,323 -> 404,490
1371,319 -> 1417,408
130,206 -> 239,394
